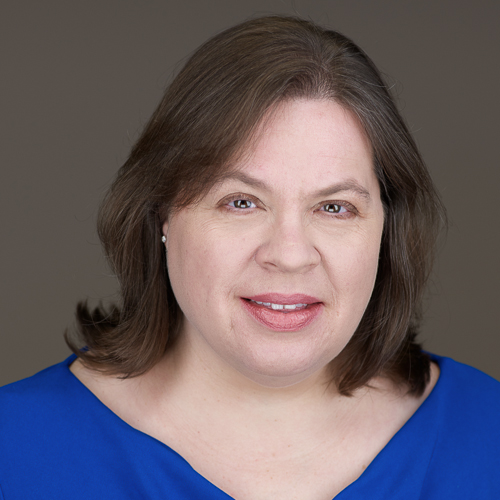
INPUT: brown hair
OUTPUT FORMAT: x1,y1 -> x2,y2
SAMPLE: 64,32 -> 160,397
67,16 -> 445,396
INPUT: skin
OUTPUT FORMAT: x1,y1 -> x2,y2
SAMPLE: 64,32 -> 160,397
72,99 -> 439,499
164,98 -> 385,389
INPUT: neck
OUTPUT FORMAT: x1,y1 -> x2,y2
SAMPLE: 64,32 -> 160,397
142,332 -> 364,442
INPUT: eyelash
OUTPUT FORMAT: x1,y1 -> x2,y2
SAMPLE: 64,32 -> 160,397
227,198 -> 257,210
221,193 -> 259,212
316,201 -> 356,218
220,194 -> 356,218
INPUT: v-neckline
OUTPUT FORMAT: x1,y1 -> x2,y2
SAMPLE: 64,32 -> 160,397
64,354 -> 444,499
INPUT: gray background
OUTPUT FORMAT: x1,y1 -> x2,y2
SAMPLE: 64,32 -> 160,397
1,0 -> 499,386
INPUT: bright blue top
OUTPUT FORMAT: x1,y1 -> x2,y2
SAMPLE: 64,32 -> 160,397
0,354 -> 499,499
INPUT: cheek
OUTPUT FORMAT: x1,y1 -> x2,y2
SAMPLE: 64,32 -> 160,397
322,230 -> 382,307
166,216 -> 253,315
168,234 -> 213,310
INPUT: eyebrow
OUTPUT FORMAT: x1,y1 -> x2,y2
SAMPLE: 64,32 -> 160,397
220,171 -> 372,201
313,180 -> 371,200
220,171 -> 269,191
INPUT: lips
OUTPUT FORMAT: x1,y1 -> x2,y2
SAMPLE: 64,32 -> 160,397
241,293 -> 323,332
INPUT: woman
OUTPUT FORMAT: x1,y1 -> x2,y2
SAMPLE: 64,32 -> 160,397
1,16 -> 499,499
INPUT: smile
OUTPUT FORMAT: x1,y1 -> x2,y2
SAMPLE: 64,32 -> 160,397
249,300 -> 309,312
241,294 -> 323,332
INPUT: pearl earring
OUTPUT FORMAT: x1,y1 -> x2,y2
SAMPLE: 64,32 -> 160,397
161,235 -> 167,243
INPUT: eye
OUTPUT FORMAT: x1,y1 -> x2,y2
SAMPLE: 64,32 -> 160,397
322,203 -> 347,214
228,198 -> 256,209
316,201 -> 356,219
218,192 -> 261,214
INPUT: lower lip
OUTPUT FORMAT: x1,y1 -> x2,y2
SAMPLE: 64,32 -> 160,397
241,299 -> 323,332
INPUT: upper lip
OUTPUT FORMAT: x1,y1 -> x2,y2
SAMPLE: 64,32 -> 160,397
244,293 -> 321,305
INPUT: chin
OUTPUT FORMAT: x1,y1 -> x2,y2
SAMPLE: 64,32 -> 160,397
225,339 -> 340,389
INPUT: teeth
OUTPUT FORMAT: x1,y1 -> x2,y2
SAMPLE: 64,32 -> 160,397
250,300 -> 308,311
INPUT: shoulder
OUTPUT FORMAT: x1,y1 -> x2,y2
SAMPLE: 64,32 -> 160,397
421,354 -> 500,497
0,357 -> 106,495
0,356 -> 87,458
0,357 -> 231,499
0,356 -> 77,418
429,354 -> 500,438
431,353 -> 500,419
0,357 -> 83,452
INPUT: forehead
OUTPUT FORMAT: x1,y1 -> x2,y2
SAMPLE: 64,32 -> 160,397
220,99 -> 376,195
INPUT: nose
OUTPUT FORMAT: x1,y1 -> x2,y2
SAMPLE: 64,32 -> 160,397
255,214 -> 320,274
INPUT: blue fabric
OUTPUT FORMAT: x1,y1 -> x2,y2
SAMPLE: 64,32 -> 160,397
0,354 -> 499,499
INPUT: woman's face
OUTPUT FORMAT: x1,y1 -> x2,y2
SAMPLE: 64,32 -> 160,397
163,99 -> 385,388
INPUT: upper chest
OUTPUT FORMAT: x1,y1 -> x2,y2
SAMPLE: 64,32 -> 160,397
131,392 -> 420,500
71,360 -> 438,500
